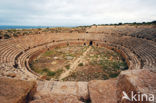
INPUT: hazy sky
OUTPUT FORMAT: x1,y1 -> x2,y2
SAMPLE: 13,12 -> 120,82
0,0 -> 156,26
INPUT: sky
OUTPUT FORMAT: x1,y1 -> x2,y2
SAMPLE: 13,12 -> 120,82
0,0 -> 156,26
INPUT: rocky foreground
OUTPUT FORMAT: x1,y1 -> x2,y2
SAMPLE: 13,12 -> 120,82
1,69 -> 155,103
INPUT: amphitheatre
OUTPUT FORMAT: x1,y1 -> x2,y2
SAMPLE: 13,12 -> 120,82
0,24 -> 156,103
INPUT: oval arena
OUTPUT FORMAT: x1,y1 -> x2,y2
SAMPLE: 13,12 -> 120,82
0,25 -> 156,103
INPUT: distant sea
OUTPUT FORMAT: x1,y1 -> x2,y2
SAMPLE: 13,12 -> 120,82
0,25 -> 54,30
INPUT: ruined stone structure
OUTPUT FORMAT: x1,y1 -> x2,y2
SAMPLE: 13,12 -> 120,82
0,25 -> 156,103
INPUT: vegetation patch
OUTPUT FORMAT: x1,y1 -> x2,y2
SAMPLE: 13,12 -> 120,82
30,46 -> 128,81
65,64 -> 70,70
42,50 -> 55,56
30,46 -> 86,80
78,63 -> 83,66
4,34 -> 11,39
64,46 -> 128,81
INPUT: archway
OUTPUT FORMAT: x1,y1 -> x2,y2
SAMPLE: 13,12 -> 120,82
89,41 -> 93,46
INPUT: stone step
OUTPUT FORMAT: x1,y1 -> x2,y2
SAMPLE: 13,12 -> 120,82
31,81 -> 89,103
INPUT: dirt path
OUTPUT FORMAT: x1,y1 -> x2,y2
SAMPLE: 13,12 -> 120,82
59,46 -> 91,80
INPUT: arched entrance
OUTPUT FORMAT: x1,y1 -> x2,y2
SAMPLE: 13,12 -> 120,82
89,41 -> 93,46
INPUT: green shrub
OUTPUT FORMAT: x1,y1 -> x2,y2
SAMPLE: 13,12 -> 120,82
4,34 -> 11,39
103,74 -> 109,80
56,69 -> 63,74
7,29 -> 16,32
47,71 -> 56,76
42,68 -> 56,76
55,69 -> 64,78
109,72 -> 120,78
65,65 -> 70,70
13,33 -> 18,37
43,68 -> 49,72
112,62 -> 120,69
43,50 -> 55,56
120,62 -> 128,70
78,63 -> 83,66
102,65 -> 108,70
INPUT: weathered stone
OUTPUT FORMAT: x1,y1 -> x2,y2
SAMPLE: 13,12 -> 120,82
6,73 -> 16,78
53,56 -> 58,60
30,94 -> 83,103
52,81 -> 88,99
51,61 -> 57,65
88,79 -> 117,103
0,77 -> 36,103
33,81 -> 88,102
40,75 -> 47,80
117,69 -> 156,103
66,56 -> 73,60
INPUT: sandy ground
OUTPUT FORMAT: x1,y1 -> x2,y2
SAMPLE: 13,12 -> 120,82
59,46 -> 91,80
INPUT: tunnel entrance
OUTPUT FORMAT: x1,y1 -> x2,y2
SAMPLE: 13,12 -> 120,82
13,63 -> 18,68
89,41 -> 93,46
